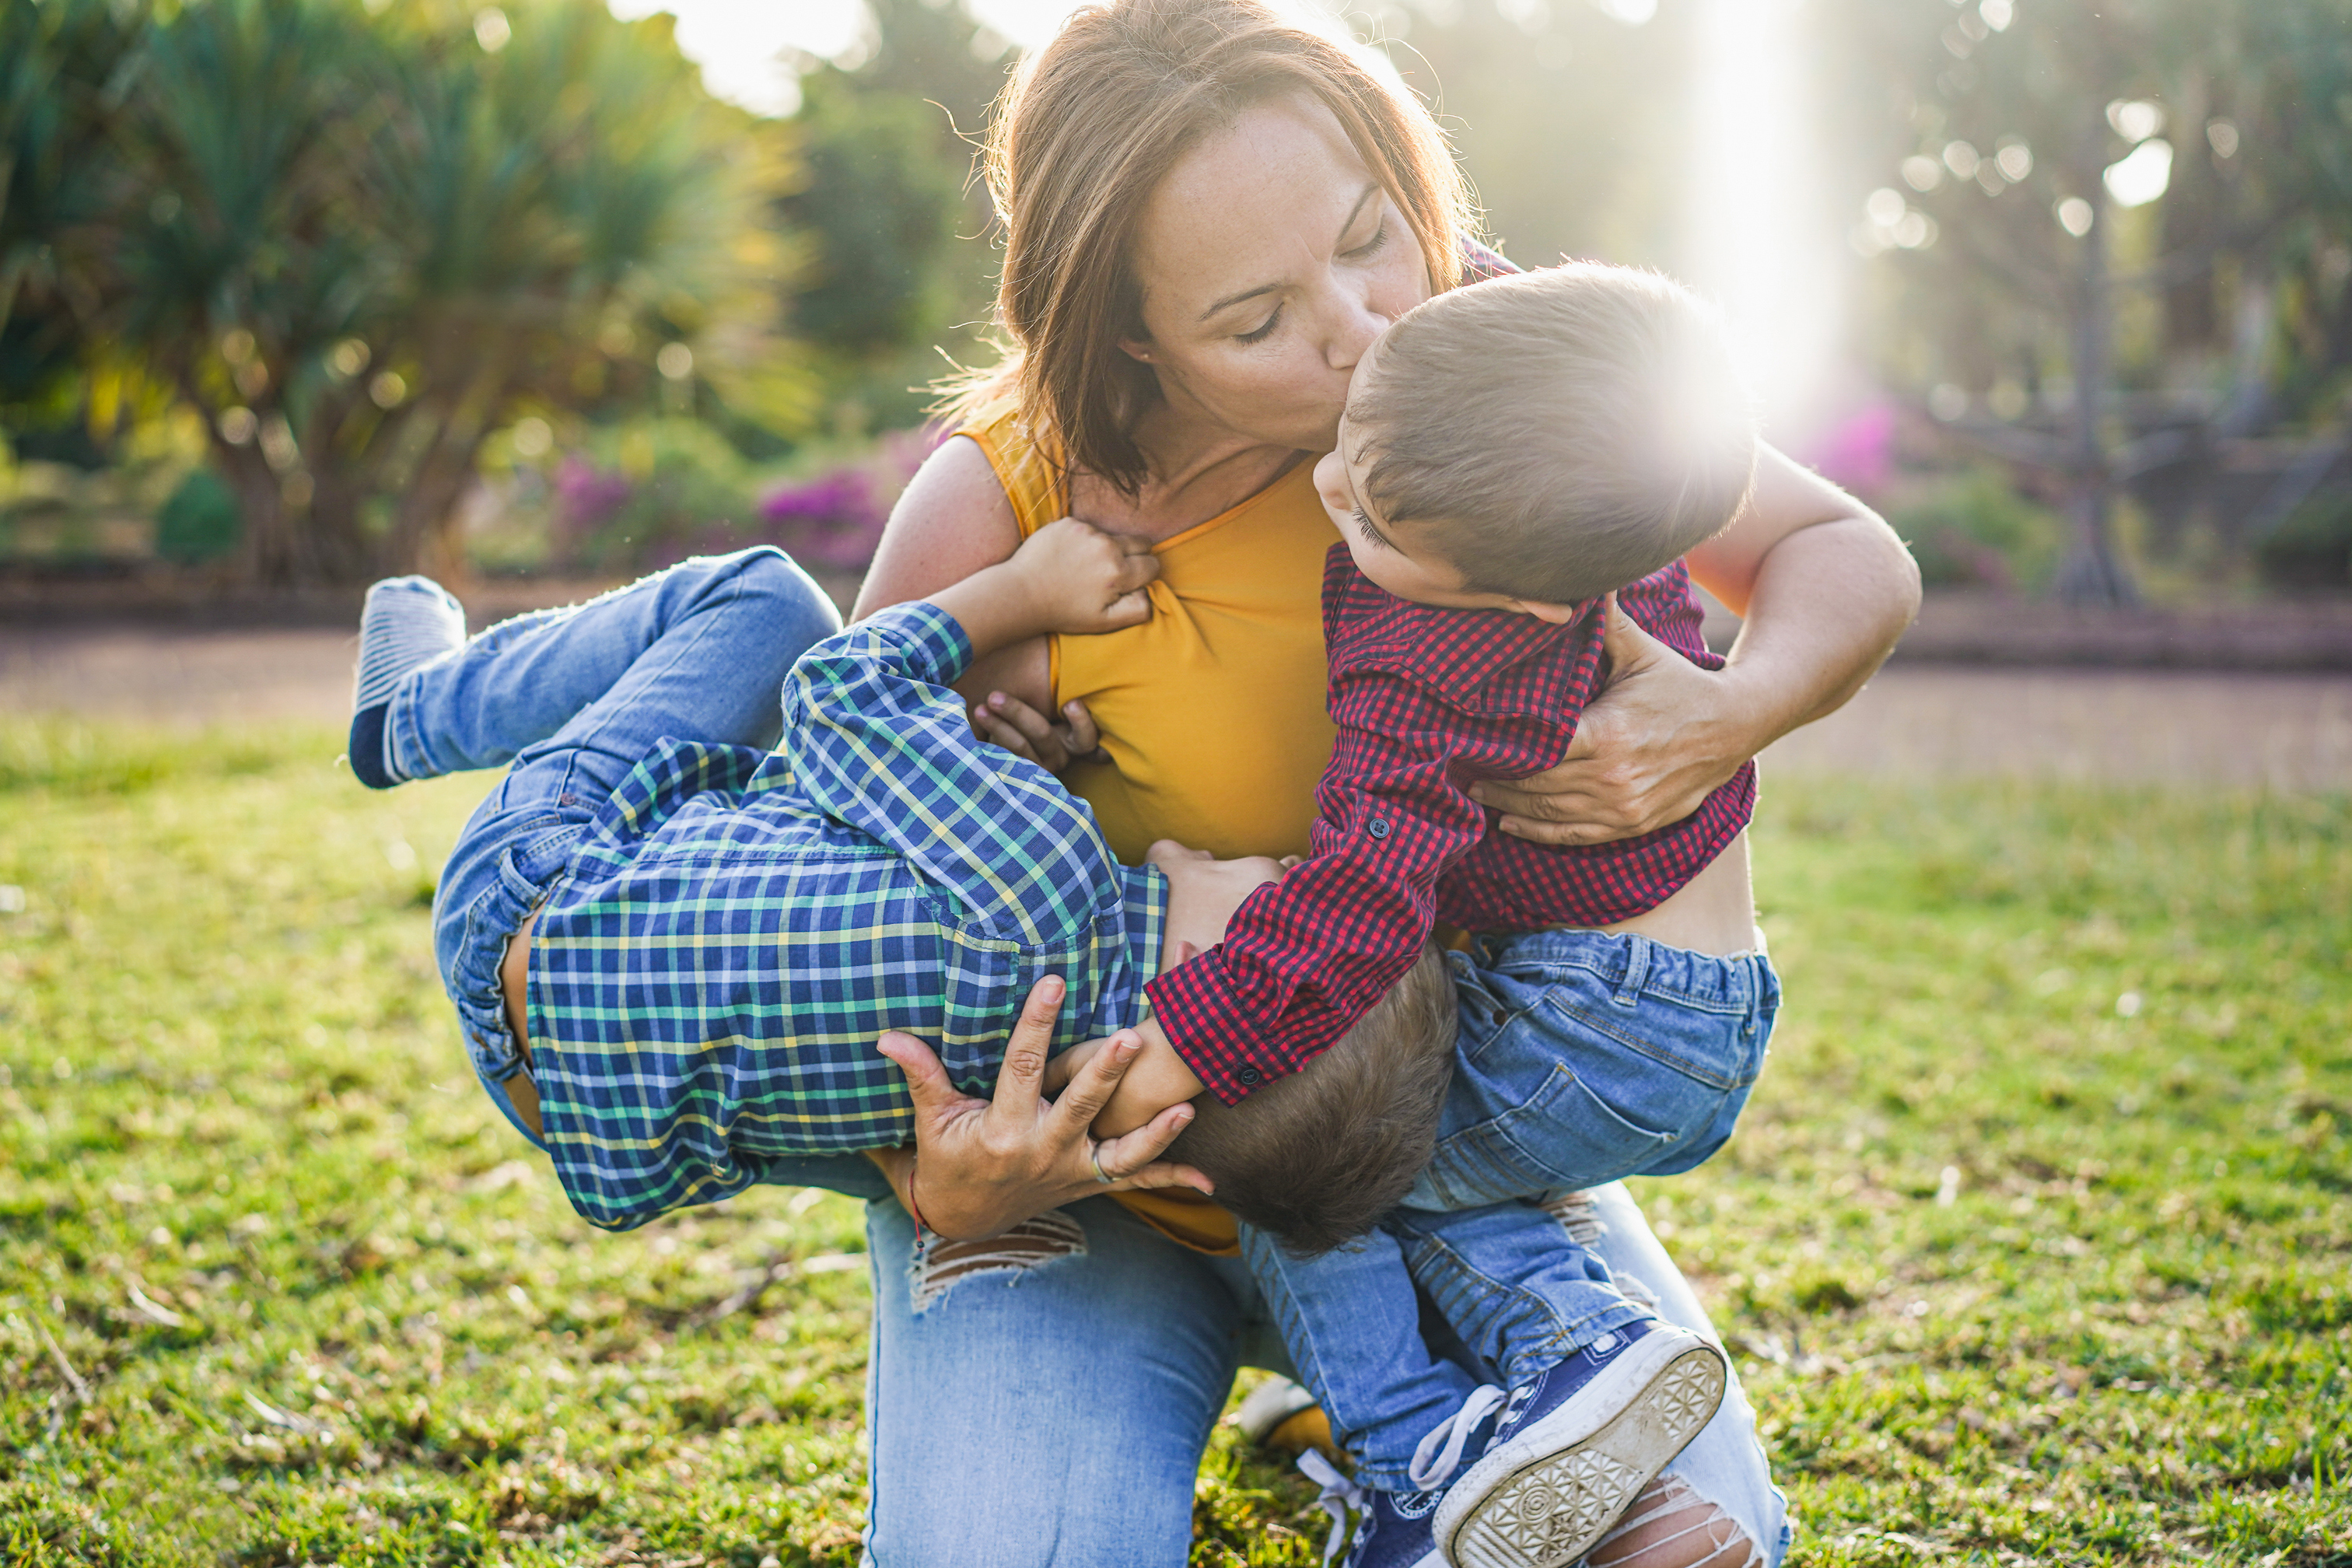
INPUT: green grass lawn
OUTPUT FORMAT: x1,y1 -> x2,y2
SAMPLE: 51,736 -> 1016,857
2,718 -> 2347,1566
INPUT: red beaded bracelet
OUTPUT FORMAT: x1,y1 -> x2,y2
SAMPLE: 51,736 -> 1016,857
905,1159 -> 929,1241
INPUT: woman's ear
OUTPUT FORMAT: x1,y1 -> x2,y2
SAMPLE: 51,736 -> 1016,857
1118,337 -> 1155,364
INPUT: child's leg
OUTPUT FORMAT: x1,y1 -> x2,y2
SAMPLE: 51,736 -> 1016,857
1409,932 -> 1776,1214
366,548 -> 840,787
1237,1220 -> 1489,1493
1385,1199 -> 1655,1388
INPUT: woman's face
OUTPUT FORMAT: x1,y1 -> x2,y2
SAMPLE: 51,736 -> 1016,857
1122,94 -> 1433,454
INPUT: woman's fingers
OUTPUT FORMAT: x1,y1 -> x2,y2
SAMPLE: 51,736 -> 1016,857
1096,1104 -> 1212,1194
877,1031 -> 980,1125
1465,595 -> 1742,846
1047,1027 -> 1143,1138
984,974 -> 1065,1125
1041,1034 -> 1108,1097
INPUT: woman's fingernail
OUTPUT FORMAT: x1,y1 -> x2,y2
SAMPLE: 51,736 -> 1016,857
989,692 -> 1006,707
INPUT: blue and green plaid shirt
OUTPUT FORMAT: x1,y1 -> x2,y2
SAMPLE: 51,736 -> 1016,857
526,603 -> 1167,1230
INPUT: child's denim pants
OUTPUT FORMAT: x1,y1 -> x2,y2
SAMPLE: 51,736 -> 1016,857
1241,926 -> 1780,1489
413,548 -> 889,1202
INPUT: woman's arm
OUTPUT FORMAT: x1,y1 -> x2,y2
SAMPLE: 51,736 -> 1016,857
1474,445 -> 1920,847
854,436 -> 1111,769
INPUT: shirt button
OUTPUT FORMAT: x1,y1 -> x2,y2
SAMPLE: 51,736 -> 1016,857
1236,1065 -> 1263,1087
1366,817 -> 1391,841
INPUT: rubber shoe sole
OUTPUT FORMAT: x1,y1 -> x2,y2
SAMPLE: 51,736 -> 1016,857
1434,1335 -> 1727,1568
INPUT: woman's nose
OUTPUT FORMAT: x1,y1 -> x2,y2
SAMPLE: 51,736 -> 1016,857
1325,297 -> 1388,371
1314,280 -> 1391,371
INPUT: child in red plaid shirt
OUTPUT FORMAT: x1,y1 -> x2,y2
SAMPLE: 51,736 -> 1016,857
1127,265 -> 1787,1568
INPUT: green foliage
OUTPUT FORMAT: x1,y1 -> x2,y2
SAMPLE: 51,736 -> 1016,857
2259,492 -> 2352,590
784,80 -> 971,359
556,418 -> 762,575
1885,467 -> 2066,591
0,0 -> 146,341
152,470 -> 241,566
775,0 -> 1013,436
1383,2 -> 1703,272
11,0 -> 793,586
1,726 -> 2347,1561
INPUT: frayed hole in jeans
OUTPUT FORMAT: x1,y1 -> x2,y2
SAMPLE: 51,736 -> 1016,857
908,1211 -> 1087,1314
1586,1475 -> 1760,1568
1541,1188 -> 1610,1247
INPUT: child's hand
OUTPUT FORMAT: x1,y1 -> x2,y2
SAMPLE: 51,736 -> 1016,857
926,518 -> 1160,668
1006,517 -> 1160,635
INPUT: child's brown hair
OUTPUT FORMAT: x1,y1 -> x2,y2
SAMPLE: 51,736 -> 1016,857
1167,943 -> 1457,1255
1349,264 -> 1758,606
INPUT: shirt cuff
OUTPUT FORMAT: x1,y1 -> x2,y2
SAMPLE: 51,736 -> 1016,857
1143,964 -> 1288,1105
863,600 -> 976,689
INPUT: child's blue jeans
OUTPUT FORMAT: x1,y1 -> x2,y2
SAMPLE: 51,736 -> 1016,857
1241,927 -> 1780,1489
411,548 -> 891,1199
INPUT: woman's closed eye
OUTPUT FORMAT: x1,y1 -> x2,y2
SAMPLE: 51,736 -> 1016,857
1344,219 -> 1391,261
1236,306 -> 1283,345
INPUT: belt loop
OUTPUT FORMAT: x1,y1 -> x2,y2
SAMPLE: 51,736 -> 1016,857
1612,935 -> 1650,1006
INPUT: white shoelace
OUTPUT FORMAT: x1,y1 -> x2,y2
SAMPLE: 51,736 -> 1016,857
1299,1449 -> 1365,1568
1296,1383 -> 1510,1568
1408,1382 -> 1508,1491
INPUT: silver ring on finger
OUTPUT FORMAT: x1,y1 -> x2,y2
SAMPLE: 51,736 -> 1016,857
1089,1143 -> 1115,1185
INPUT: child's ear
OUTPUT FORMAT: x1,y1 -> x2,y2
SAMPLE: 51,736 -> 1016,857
1512,599 -> 1583,625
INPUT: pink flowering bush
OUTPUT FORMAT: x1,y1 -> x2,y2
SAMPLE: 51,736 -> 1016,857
551,422 -> 945,578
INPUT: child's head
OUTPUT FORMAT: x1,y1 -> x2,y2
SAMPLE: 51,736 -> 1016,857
1312,263 -> 1758,614
1167,943 -> 1458,1255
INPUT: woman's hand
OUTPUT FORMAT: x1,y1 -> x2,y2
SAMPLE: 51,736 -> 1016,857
1472,596 -> 1758,847
870,975 -> 1212,1241
971,690 -> 1109,772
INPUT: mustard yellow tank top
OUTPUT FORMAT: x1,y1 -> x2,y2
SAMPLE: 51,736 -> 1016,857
958,404 -> 1339,1255
960,405 -> 1338,865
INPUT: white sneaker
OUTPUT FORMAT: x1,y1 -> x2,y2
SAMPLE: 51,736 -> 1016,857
1431,1320 -> 1727,1568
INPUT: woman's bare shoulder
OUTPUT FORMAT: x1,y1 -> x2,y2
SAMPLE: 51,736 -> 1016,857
854,436 -> 1024,620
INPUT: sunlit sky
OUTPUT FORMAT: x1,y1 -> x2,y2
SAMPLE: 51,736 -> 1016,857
604,0 -> 1086,116
618,0 -> 1841,432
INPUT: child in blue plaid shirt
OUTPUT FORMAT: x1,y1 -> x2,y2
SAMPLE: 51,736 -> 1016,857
347,520 -> 1454,1243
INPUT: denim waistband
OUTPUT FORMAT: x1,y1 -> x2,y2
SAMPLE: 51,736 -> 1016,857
433,805 -> 591,1085
1467,926 -> 1777,1013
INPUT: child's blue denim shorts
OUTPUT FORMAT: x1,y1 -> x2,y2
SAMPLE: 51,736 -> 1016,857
1405,926 -> 1780,1213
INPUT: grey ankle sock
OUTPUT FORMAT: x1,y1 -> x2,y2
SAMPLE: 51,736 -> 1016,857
351,576 -> 466,786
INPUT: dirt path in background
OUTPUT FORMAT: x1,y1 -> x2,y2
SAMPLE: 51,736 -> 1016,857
3,621 -> 2348,790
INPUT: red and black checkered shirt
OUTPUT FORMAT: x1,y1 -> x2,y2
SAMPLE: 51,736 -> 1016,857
1145,547 -> 1759,1104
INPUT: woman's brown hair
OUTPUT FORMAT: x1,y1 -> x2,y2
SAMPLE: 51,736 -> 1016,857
943,0 -> 1469,494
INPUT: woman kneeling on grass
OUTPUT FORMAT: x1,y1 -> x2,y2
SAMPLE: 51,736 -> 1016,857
352,2 -> 1919,1563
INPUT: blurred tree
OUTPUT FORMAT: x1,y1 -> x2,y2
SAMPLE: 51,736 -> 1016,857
0,0 -> 143,340
1382,0 -> 1699,273
41,0 -> 787,585
785,77 -> 971,359
1822,0 -> 2352,603
778,0 -> 1015,432
1,0 -> 148,464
